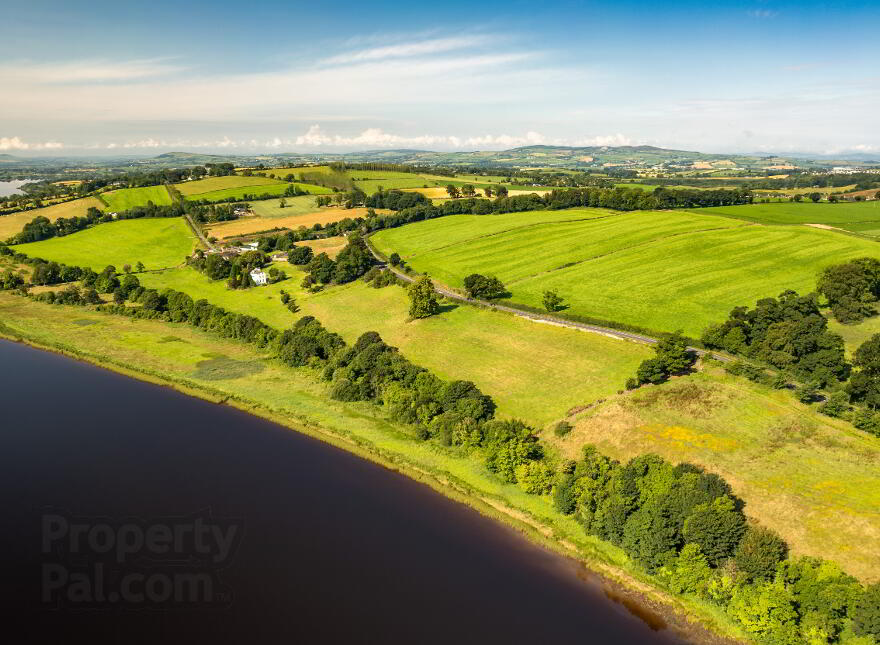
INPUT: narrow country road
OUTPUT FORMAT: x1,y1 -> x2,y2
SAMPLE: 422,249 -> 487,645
363,235 -> 732,362
184,211 -> 213,250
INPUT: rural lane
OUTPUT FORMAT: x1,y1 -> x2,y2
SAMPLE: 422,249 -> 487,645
363,234 -> 732,362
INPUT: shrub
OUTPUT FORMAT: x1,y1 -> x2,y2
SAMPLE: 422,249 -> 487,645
553,420 -> 573,437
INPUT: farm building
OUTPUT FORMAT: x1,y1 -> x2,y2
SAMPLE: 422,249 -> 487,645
250,268 -> 268,286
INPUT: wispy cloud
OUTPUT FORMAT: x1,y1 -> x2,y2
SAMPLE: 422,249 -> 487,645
0,58 -> 185,84
322,36 -> 486,65
0,44 -> 558,123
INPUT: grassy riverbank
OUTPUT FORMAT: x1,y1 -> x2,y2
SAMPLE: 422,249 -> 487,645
0,292 -> 746,645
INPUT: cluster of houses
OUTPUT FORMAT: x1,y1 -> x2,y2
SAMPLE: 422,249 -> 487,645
199,240 -> 288,287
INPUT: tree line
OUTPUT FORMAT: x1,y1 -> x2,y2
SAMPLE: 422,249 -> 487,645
10,202 -> 188,244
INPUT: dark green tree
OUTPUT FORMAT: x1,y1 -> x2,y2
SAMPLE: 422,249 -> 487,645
734,525 -> 788,581
542,289 -> 564,312
408,276 -> 440,319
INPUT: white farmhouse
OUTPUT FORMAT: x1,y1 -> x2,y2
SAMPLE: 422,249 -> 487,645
250,268 -> 268,286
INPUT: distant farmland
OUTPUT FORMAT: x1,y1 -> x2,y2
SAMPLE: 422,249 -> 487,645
101,185 -> 172,211
372,208 -> 880,336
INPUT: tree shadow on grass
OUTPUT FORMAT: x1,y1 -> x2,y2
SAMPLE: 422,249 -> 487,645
191,356 -> 265,381
437,302 -> 460,314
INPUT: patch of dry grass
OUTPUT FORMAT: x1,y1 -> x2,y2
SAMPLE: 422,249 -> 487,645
299,236 -> 347,259
0,197 -> 105,240
547,371 -> 880,582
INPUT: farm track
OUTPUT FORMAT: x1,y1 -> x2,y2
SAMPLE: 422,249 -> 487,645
183,211 -> 213,250
363,234 -> 732,362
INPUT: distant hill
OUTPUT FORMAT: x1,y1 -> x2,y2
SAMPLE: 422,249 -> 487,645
326,144 -> 846,171
153,151 -> 234,162
0,145 -> 876,173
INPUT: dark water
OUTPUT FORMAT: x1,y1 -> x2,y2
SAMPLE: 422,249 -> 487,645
0,339 -> 690,644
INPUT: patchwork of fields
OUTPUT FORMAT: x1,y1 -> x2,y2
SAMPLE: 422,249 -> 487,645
372,208 -> 880,336
11,209 -> 880,581
15,218 -> 196,271
0,197 -> 105,240
101,185 -> 172,211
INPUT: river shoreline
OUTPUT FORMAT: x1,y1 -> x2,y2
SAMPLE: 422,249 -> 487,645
0,312 -> 746,645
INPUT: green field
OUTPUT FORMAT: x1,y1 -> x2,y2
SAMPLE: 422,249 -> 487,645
101,185 -> 172,211
136,266 -> 651,426
0,197 -> 105,240
828,314 -> 880,355
339,169 -> 552,195
183,182 -> 332,202
372,208 -> 880,336
15,218 -> 196,271
249,195 -> 320,218
175,175 -> 283,196
697,201 -> 880,236
297,281 -> 650,425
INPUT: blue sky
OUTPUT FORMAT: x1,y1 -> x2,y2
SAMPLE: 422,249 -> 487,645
2,0 -> 879,155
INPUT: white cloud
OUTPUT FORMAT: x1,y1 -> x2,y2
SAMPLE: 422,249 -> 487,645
293,126 -> 552,150
0,58 -> 184,84
322,36 -> 484,65
0,136 -> 63,151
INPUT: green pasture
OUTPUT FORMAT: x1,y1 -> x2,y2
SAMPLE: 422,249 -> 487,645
372,208 -> 880,336
15,218 -> 196,271
175,175 -> 284,196
697,201 -> 880,235
101,185 -> 172,211
183,182 -> 331,202
249,195 -> 320,218
136,263 -> 650,426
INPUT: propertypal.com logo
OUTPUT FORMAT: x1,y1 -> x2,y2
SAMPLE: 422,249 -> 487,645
41,510 -> 242,609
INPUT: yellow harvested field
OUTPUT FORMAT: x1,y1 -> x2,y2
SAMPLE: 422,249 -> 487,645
206,207 -> 383,239
299,236 -> 347,259
0,197 -> 105,240
507,189 -> 551,197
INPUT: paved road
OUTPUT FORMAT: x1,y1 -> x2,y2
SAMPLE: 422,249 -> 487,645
364,235 -> 732,362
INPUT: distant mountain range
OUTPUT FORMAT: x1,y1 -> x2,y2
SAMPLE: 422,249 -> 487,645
1,145 -> 878,171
